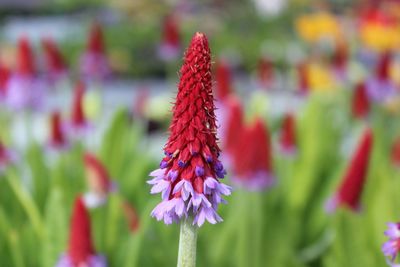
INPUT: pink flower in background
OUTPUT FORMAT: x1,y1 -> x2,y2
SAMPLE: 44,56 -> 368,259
41,37 -> 67,82
279,112 -> 297,156
148,32 -> 231,226
231,117 -> 275,191
6,37 -> 45,111
80,22 -> 110,81
158,14 -> 181,62
83,153 -> 116,208
56,196 -> 107,267
326,128 -> 373,212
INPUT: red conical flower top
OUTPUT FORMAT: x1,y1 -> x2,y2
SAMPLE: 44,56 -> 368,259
377,51 -> 391,81
84,153 -> 112,194
327,128 -> 373,212
279,113 -> 297,154
88,22 -> 105,55
215,60 -> 233,101
162,15 -> 180,48
148,32 -> 231,226
352,82 -> 370,119
42,38 -> 66,74
49,111 -> 66,147
68,196 -> 95,265
223,95 -> 244,154
391,136 -> 400,168
232,117 -> 275,190
17,37 -> 35,76
257,57 -> 274,88
71,81 -> 86,127
164,32 -> 219,159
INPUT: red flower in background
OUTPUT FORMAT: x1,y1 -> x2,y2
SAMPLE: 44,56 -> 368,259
222,95 -> 244,155
0,62 -> 10,98
326,128 -> 373,212
391,137 -> 400,168
279,113 -> 297,155
17,37 -> 35,76
56,196 -> 106,267
297,62 -> 309,95
158,14 -> 181,62
122,201 -> 140,233
6,37 -> 45,110
83,153 -> 116,208
71,81 -> 87,129
49,111 -> 67,149
215,60 -> 233,101
42,38 -> 67,79
232,117 -> 275,190
257,57 -> 274,89
365,51 -> 395,102
80,22 -> 110,81
352,82 -> 370,119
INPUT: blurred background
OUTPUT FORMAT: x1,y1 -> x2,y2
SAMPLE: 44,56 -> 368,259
0,0 -> 399,266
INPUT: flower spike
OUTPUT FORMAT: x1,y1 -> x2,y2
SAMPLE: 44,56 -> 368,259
148,32 -> 231,227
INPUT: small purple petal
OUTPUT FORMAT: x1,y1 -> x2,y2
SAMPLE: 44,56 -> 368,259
168,170 -> 179,182
160,161 -> 168,169
195,166 -> 205,177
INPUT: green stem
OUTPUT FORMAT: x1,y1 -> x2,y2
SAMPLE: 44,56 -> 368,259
177,218 -> 198,267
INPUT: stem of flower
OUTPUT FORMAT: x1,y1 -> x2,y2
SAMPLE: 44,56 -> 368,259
177,218 -> 198,267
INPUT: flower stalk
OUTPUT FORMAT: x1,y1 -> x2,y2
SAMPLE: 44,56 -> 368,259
177,218 -> 198,267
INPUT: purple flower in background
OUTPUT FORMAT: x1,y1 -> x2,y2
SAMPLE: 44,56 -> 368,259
382,222 -> 400,266
148,33 -> 231,227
